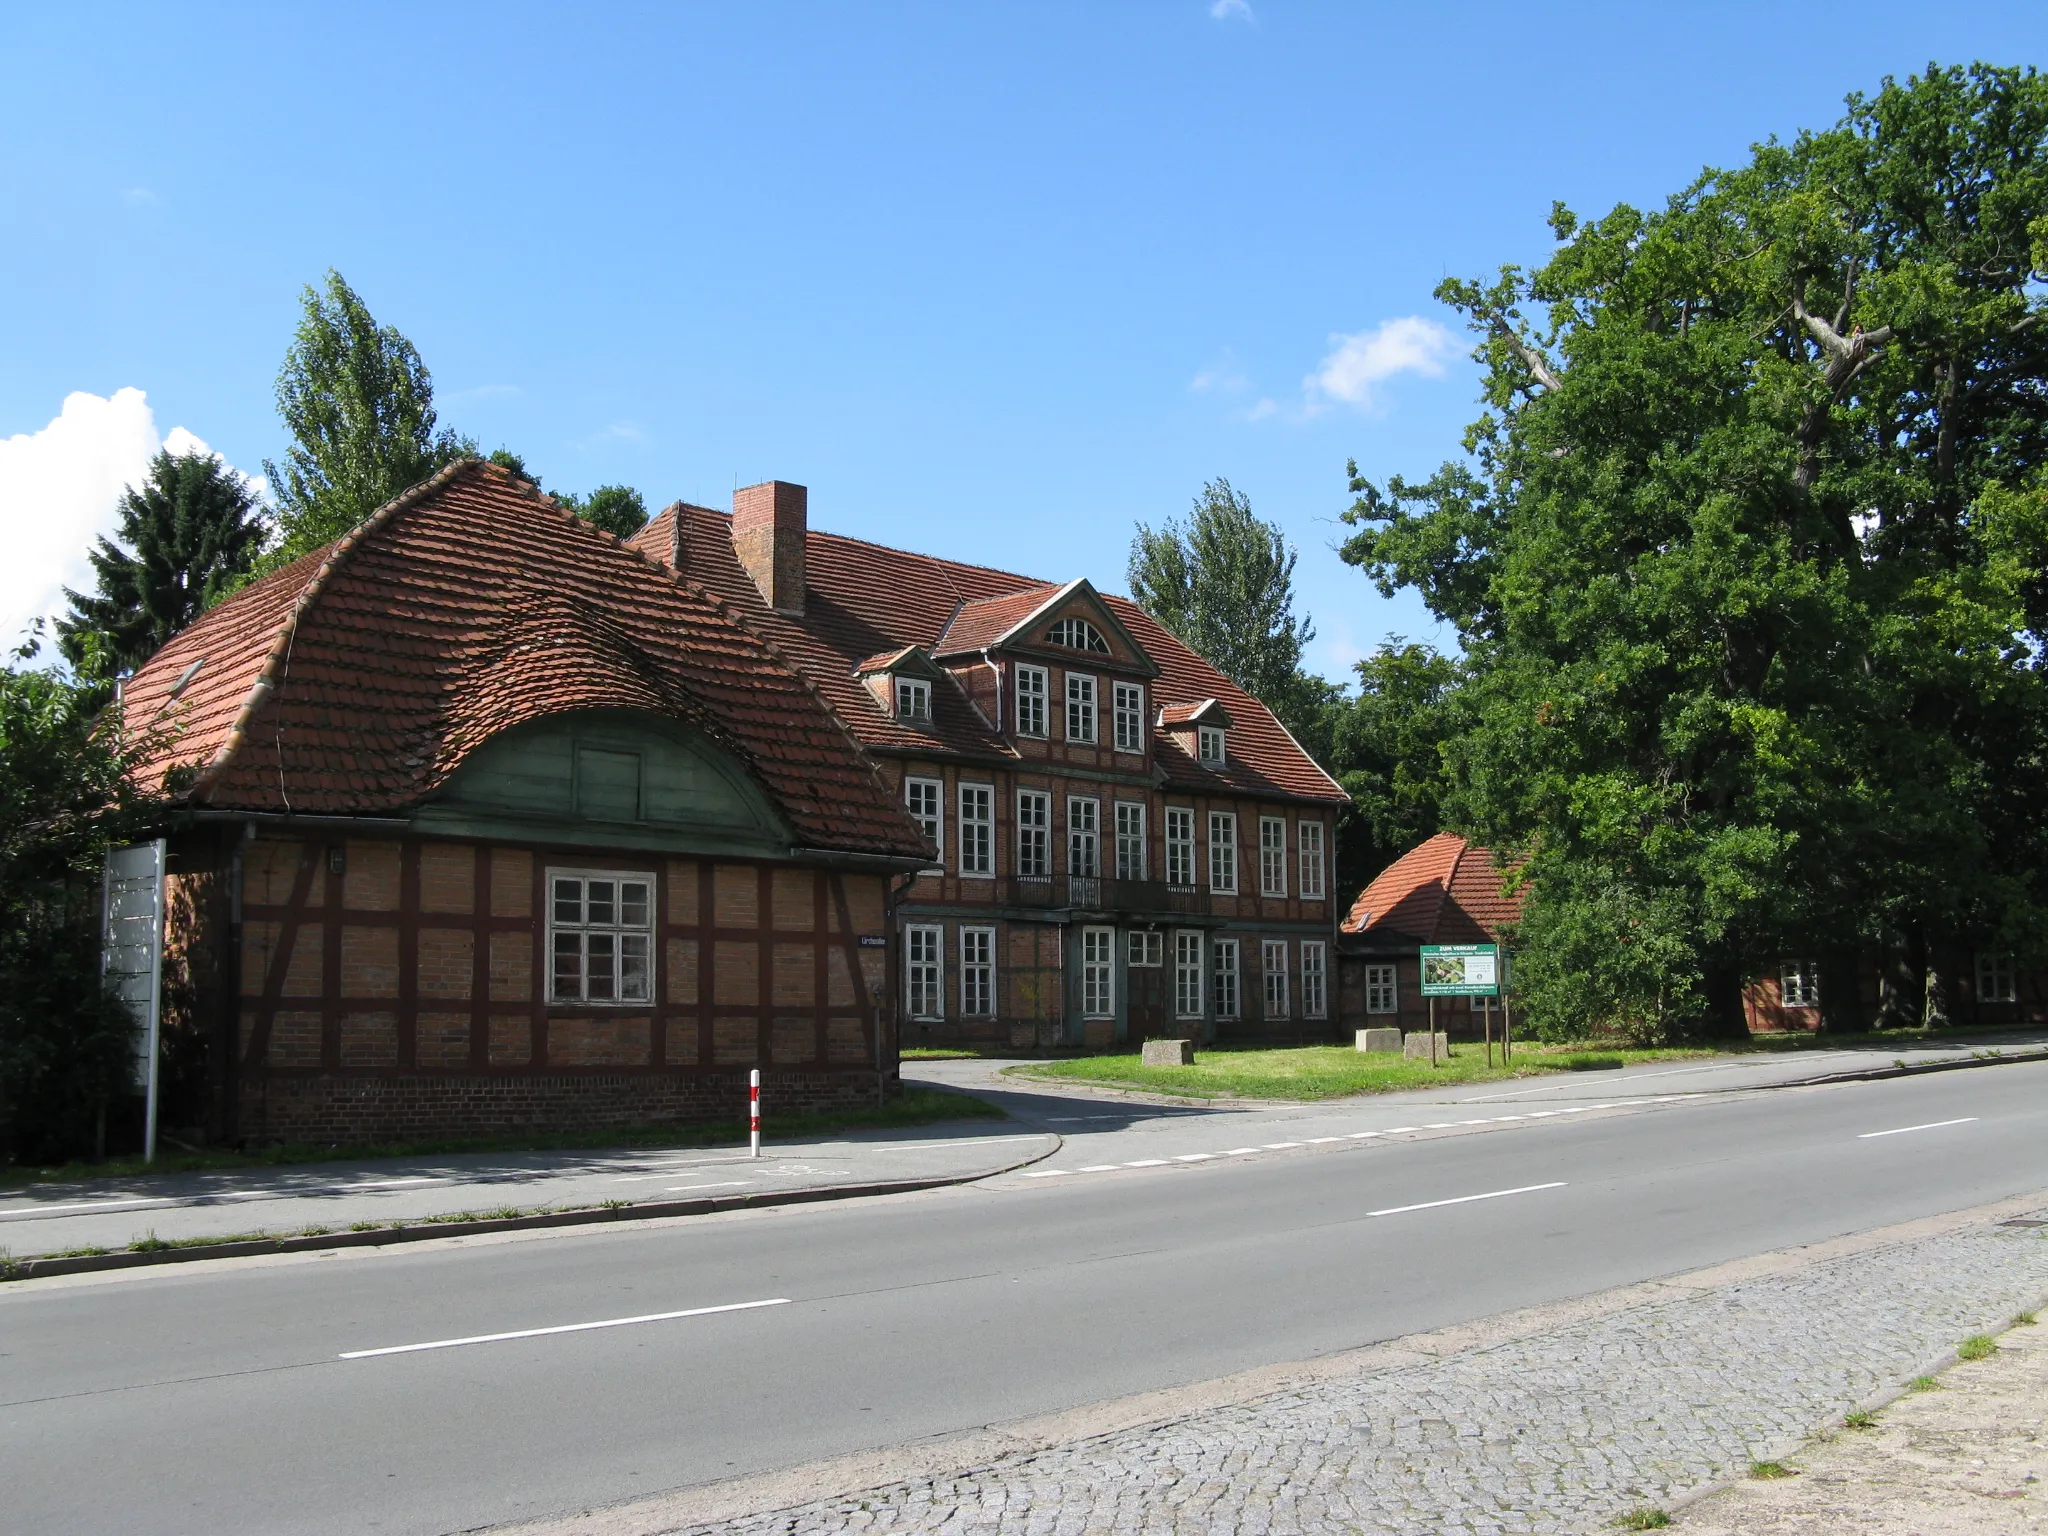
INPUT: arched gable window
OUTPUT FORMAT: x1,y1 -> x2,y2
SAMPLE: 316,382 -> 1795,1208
1046,617 -> 1109,653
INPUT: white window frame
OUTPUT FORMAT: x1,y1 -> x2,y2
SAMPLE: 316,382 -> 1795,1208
1262,938 -> 1289,1019
958,782 -> 994,878
1298,821 -> 1326,900
1364,960 -> 1397,1015
547,868 -> 655,1004
1015,664 -> 1048,738
1301,940 -> 1328,1019
1113,681 -> 1145,753
1048,617 -> 1109,653
1065,672 -> 1098,744
1211,937 -> 1241,1020
1779,960 -> 1820,1009
1198,725 -> 1226,764
1114,801 -> 1146,881
1208,811 -> 1238,893
1017,788 -> 1051,879
1081,925 -> 1116,1018
1068,795 -> 1100,879
895,676 -> 931,722
1127,929 -> 1163,967
960,925 -> 995,1018
1174,930 -> 1204,1019
1166,806 -> 1195,888
904,776 -> 943,868
1976,953 -> 2018,1004
1259,816 -> 1287,898
906,923 -> 944,1021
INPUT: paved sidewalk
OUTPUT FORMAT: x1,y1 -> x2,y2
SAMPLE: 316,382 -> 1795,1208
0,1120 -> 1053,1261
570,1197 -> 2048,1536
1678,1307 -> 2048,1533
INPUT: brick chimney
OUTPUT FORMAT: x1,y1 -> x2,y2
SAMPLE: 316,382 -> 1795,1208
732,480 -> 807,614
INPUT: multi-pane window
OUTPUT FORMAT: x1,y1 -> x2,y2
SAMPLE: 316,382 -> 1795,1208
1262,939 -> 1289,1018
1780,960 -> 1820,1009
905,777 -> 942,866
1115,801 -> 1146,880
906,924 -> 943,1020
1015,665 -> 1048,738
1174,930 -> 1204,1018
1208,811 -> 1238,893
1260,816 -> 1287,897
1016,789 -> 1051,878
1066,673 -> 1098,743
895,677 -> 931,721
1081,926 -> 1115,1018
1047,617 -> 1109,653
1301,941 -> 1329,1019
1068,796 -> 1100,879
1166,807 -> 1195,887
1127,930 -> 1163,967
1298,821 -> 1326,900
548,871 -> 653,1003
958,783 -> 993,876
1198,725 -> 1226,764
1977,953 -> 2017,1003
1364,960 -> 1397,1014
960,926 -> 995,1017
1113,682 -> 1145,753
1211,937 -> 1241,1019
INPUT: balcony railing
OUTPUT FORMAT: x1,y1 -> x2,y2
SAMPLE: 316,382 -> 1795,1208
998,876 -> 1209,917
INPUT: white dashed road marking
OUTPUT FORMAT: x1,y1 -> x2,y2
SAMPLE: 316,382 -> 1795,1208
1858,1117 -> 1978,1139
1368,1181 -> 1567,1218
340,1298 -> 791,1359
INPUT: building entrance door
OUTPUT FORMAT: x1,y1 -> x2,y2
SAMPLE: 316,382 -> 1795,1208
1127,959 -> 1167,1044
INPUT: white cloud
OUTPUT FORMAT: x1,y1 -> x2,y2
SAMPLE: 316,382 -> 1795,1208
122,187 -> 160,206
1304,316 -> 1458,412
0,389 -> 253,653
1210,0 -> 1254,19
1189,350 -> 1250,394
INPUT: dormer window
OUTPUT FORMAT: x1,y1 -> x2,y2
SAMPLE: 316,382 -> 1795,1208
896,677 -> 932,722
1046,617 -> 1110,654
1198,725 -> 1226,765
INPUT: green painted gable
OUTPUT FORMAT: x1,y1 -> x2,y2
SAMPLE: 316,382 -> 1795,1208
413,709 -> 793,857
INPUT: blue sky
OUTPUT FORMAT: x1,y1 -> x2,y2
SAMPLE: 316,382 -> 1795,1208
2,2 -> 2040,675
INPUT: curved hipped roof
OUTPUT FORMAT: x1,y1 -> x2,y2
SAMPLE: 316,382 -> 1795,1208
1341,831 -> 1526,946
118,460 -> 929,861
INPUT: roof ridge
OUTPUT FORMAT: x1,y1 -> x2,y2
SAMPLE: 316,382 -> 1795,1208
191,457 -> 481,805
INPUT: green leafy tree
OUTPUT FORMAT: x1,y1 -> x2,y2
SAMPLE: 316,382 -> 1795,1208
262,270 -> 467,563
1320,641 -> 1468,896
485,453 -> 648,538
57,450 -> 266,671
1130,478 -> 1324,733
1342,62 -> 2048,1041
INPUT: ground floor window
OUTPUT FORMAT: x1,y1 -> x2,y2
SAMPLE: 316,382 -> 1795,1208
1779,960 -> 1820,1009
1262,939 -> 1289,1019
907,924 -> 944,1020
1364,961 -> 1397,1015
1174,930 -> 1204,1018
1082,925 -> 1115,1018
1301,941 -> 1328,1019
1127,929 -> 1162,967
960,925 -> 995,1017
548,870 -> 653,1003
1212,937 -> 1241,1020
1977,953 -> 2017,1004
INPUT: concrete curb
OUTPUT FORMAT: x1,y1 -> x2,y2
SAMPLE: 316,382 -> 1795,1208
1754,1045 -> 2048,1091
0,1136 -> 1061,1284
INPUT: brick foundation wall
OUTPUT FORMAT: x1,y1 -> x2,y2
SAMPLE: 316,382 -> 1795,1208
239,1069 -> 896,1144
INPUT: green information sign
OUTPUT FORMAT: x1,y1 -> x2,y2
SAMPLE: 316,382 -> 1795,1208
1419,943 -> 1500,997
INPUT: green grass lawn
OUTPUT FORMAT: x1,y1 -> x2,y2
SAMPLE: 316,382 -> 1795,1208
0,1085 -> 1004,1190
1005,1043 -> 1715,1100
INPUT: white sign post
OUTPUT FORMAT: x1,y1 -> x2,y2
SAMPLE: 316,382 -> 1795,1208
102,840 -> 167,1163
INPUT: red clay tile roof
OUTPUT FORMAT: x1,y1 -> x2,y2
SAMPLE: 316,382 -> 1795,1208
120,461 -> 928,859
629,505 -> 1347,804
933,585 -> 1063,657
1341,832 -> 1526,944
1159,699 -> 1232,727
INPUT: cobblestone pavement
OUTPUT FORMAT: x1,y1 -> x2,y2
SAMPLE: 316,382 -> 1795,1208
670,1215 -> 2048,1536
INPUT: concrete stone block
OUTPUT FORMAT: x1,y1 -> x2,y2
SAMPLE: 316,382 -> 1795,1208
1402,1031 -> 1450,1061
1355,1028 -> 1402,1053
1141,1038 -> 1195,1067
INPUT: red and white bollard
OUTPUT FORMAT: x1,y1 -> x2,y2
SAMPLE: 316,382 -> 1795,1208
749,1068 -> 761,1159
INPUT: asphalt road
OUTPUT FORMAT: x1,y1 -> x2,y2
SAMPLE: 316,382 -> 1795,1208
3,1062 -> 2045,1536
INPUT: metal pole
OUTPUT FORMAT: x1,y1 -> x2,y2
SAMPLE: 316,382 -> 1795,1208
749,1068 -> 761,1159
1485,997 -> 1493,1068
1503,989 -> 1513,1065
1429,995 -> 1438,1066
